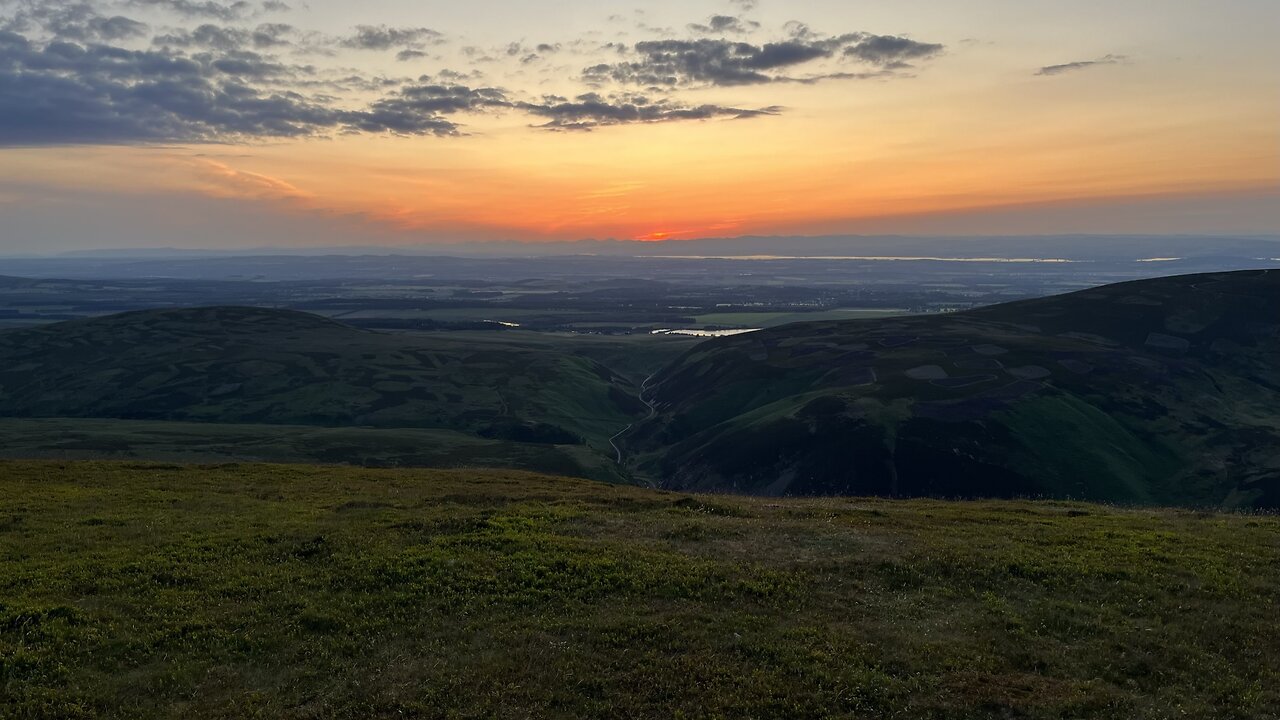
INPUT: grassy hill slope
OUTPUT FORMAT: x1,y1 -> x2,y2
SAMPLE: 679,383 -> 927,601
2,460 -> 1277,719
624,270 -> 1280,507
0,418 -> 627,483
0,307 -> 682,453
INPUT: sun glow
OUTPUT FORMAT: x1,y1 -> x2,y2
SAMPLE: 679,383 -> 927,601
1,0 -> 1276,251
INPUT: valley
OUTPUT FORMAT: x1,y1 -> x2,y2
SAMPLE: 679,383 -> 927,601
623,270 -> 1280,507
1,269 -> 1275,508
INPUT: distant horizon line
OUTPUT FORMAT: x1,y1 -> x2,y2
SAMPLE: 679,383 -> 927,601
3,232 -> 1278,260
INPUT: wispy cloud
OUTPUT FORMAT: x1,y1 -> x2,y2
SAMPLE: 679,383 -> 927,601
1036,54 -> 1126,76
194,157 -> 309,199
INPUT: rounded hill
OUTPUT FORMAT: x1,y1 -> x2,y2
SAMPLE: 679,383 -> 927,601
624,270 -> 1280,508
0,305 -> 646,451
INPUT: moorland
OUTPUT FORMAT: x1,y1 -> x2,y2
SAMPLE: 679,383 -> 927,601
0,269 -> 1275,508
2,460 -> 1277,719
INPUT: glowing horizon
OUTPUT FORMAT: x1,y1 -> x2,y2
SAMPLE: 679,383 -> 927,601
0,0 -> 1277,252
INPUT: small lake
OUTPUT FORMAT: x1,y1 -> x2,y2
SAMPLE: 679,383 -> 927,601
650,328 -> 763,337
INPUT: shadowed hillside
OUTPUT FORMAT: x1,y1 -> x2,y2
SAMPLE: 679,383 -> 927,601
623,270 -> 1280,508
3,272 -> 1279,507
0,306 -> 647,450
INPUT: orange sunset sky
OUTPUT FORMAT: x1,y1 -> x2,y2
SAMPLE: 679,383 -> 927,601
0,0 -> 1277,252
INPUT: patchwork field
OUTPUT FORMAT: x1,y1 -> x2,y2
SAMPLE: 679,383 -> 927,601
1,461 -> 1277,719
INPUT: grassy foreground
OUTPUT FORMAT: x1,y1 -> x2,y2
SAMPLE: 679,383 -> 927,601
2,461 -> 1278,719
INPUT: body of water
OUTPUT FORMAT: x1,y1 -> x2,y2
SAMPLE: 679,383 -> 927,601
650,328 -> 763,337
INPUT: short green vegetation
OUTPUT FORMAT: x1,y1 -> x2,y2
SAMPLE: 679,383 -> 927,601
628,270 -> 1280,506
0,418 -> 626,484
2,460 -> 1278,718
0,308 -> 696,456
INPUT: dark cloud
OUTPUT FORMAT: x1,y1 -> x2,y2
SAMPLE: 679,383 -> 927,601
203,48 -> 297,78
0,27 -> 783,145
84,14 -> 148,40
153,23 -> 248,50
0,30 -> 457,144
152,22 -> 293,51
287,72 -> 410,93
584,30 -> 942,87
340,24 -> 442,51
328,83 -> 759,135
0,5 -> 951,144
493,41 -> 555,65
341,96 -> 462,136
127,0 -> 253,21
1,1 -> 149,42
434,68 -> 482,82
688,15 -> 759,35
584,39 -> 827,86
368,83 -> 510,116
251,22 -> 291,48
843,34 -> 943,67
0,25 -> 771,146
517,92 -> 777,130
260,0 -> 289,11
1036,54 -> 1125,76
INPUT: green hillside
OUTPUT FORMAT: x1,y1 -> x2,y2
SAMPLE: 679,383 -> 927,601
623,270 -> 1280,507
0,418 -> 626,483
2,271 -> 1278,508
0,307 -> 621,444
0,308 -> 695,457
2,460 -> 1278,719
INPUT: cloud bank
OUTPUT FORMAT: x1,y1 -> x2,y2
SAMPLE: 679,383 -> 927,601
584,31 -> 943,87
0,0 -> 946,145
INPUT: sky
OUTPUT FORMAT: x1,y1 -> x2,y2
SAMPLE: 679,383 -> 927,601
0,0 -> 1277,252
